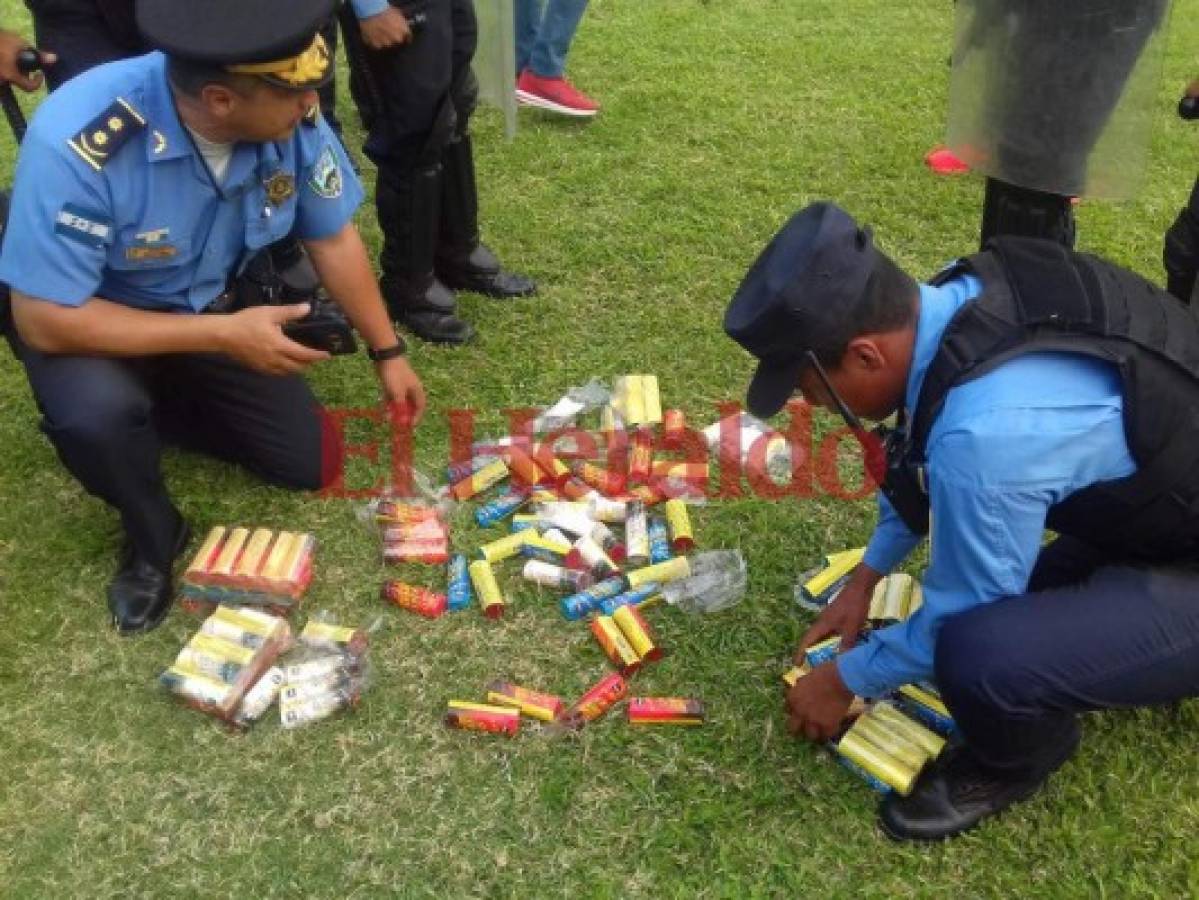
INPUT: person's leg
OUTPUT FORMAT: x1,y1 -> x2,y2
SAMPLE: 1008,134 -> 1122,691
881,562 -> 1199,840
514,0 -> 597,116
434,6 -> 536,300
12,335 -> 187,632
338,0 -> 474,344
979,178 -> 1076,249
27,0 -> 140,90
526,0 -> 588,79
153,352 -> 342,492
513,0 -> 543,75
1164,175 -> 1199,306
316,14 -> 344,138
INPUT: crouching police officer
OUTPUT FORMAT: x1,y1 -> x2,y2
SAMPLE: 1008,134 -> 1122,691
0,0 -> 425,635
725,203 -> 1199,841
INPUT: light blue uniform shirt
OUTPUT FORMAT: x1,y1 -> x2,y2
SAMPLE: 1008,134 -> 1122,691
836,273 -> 1138,699
0,52 -> 364,313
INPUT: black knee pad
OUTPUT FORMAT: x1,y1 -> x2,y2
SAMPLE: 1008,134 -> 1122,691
981,179 -> 1076,249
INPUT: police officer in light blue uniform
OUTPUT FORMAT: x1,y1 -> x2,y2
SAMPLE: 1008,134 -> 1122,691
0,0 -> 425,635
725,203 -> 1199,842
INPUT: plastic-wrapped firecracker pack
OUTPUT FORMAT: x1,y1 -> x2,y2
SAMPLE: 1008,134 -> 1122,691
278,614 -> 374,729
180,526 -> 316,615
159,606 -> 293,724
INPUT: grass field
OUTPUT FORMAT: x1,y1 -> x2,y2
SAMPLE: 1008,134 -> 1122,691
3,1 -> 1199,896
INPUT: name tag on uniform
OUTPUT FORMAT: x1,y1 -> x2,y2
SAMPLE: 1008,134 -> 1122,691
125,244 -> 179,261
54,204 -> 113,248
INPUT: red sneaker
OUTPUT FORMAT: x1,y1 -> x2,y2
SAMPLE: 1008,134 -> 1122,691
924,145 -> 970,175
516,70 -> 599,118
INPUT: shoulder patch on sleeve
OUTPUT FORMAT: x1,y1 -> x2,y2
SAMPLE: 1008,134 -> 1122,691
66,97 -> 147,172
308,145 -> 343,199
54,203 -> 114,248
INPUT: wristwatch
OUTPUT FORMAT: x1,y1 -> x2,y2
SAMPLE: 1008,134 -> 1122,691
367,337 -> 407,362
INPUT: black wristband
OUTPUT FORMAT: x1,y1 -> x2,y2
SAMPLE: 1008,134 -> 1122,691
367,338 -> 407,362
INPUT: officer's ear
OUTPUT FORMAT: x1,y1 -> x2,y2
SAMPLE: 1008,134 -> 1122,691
845,337 -> 885,373
199,82 -> 242,119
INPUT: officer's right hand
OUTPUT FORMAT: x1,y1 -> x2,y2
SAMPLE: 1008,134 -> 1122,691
0,30 -> 54,92
218,304 -> 331,375
794,568 -> 876,664
360,7 -> 412,50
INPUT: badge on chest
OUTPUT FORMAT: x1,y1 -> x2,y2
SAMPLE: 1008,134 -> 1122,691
263,171 -> 296,208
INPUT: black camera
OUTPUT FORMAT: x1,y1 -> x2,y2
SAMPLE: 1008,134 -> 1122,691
281,298 -> 357,355
236,244 -> 358,356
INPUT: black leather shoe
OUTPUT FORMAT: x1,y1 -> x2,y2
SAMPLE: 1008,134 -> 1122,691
107,520 -> 191,636
437,244 -> 537,299
878,724 -> 1080,842
395,307 -> 476,345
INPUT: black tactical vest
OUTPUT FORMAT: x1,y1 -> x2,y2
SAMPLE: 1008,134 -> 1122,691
884,236 -> 1199,564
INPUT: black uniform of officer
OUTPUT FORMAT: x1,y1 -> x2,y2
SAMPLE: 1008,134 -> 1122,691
339,0 -> 536,344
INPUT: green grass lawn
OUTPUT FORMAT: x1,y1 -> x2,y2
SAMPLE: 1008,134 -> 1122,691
3,0 -> 1199,895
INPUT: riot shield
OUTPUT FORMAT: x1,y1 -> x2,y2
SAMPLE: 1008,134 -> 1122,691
946,0 -> 1171,199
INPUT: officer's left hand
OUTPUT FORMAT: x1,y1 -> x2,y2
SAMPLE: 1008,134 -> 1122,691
0,30 -> 55,92
785,661 -> 855,743
376,356 -> 426,425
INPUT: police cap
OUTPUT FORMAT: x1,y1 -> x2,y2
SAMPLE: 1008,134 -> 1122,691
136,0 -> 337,90
723,202 -> 880,419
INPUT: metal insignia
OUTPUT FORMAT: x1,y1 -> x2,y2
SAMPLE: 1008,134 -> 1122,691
264,172 -> 296,207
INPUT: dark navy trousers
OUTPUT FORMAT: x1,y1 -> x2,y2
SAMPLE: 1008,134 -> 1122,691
10,334 -> 336,569
935,536 -> 1199,771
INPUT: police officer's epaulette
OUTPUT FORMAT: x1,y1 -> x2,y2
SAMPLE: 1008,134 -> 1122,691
66,97 -> 147,172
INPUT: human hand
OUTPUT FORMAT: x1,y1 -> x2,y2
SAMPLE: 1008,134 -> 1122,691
359,7 -> 412,50
217,304 -> 331,375
0,31 -> 54,92
793,568 -> 876,664
784,661 -> 855,742
376,356 -> 426,425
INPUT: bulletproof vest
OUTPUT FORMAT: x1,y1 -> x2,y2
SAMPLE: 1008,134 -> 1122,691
885,236 -> 1199,563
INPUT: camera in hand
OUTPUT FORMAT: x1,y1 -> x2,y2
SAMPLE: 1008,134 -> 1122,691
282,298 -> 357,355
236,243 -> 357,356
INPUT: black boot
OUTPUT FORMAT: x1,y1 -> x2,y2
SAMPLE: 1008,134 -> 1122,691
376,165 -> 475,345
435,133 -> 536,299
980,178 -> 1076,250
878,722 -> 1080,842
107,513 -> 191,635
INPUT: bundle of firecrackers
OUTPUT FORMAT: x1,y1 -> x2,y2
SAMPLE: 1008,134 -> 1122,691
784,550 -> 952,796
160,607 -> 372,730
180,525 -> 316,615
374,498 -> 451,565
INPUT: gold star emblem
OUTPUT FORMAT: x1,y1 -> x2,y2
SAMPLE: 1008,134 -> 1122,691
108,117 -> 123,131
93,131 -> 108,146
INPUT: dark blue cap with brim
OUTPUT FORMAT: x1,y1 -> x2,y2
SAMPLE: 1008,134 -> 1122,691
723,202 -> 878,418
